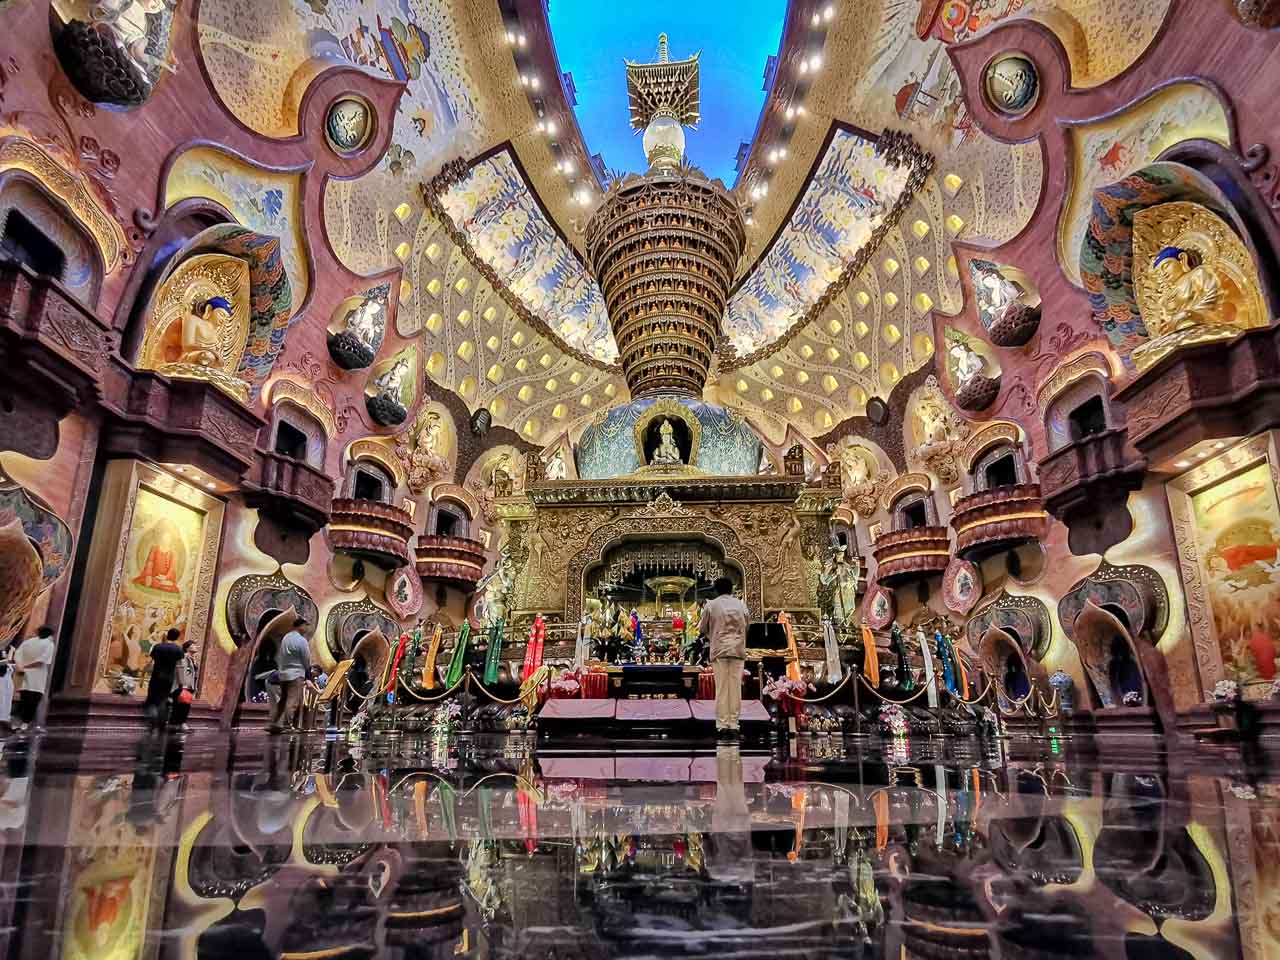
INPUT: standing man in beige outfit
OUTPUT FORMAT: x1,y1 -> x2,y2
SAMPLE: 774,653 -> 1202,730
699,577 -> 750,741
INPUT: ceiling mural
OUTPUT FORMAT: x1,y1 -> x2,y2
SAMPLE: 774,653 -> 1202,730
435,149 -> 618,363
198,0 -> 483,163
725,127 -> 914,357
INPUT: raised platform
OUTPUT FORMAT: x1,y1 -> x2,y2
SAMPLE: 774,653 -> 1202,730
537,697 -> 772,749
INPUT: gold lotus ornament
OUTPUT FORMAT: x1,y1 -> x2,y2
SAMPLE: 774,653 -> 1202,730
137,253 -> 253,402
1132,202 -> 1268,370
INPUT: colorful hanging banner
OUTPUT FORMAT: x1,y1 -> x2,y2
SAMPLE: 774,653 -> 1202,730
444,621 -> 471,688
423,622 -> 443,689
483,619 -> 505,685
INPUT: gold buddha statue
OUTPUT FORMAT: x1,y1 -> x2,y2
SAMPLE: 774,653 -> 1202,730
137,252 -> 253,401
1132,202 -> 1268,371
177,296 -> 233,367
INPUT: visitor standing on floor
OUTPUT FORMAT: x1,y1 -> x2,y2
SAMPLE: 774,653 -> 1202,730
12,627 -> 55,733
169,640 -> 198,730
145,629 -> 184,729
269,618 -> 312,734
700,577 -> 749,740
0,644 -> 15,733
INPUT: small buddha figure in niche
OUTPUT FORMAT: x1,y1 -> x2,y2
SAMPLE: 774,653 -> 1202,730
178,296 -> 233,367
650,418 -> 683,466
343,292 -> 386,350
374,356 -> 410,399
948,339 -> 987,387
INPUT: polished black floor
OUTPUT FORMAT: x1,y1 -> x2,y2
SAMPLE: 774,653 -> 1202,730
0,729 -> 1273,958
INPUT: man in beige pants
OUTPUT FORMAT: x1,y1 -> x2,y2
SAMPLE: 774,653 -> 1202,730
699,577 -> 749,741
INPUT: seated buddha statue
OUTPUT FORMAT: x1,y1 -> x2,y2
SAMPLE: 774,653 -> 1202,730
1131,203 -> 1268,370
178,296 -> 233,367
650,418 -> 683,466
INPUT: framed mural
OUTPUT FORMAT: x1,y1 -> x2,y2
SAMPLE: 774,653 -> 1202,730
71,461 -> 224,697
1168,433 -> 1280,701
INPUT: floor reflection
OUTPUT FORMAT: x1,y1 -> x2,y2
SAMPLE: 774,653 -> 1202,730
0,731 -> 1273,958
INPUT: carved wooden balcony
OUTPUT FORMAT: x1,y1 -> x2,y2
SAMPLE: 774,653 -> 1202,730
0,258 -> 111,458
872,526 -> 951,586
242,450 -> 334,539
951,484 -> 1049,560
1114,324 -> 1280,468
415,534 -> 488,590
329,497 -> 415,569
1036,428 -> 1146,555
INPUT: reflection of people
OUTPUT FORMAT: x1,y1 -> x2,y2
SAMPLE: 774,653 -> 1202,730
650,418 -> 683,466
13,626 -> 55,732
269,618 -> 312,734
178,296 -> 232,366
145,627 -> 183,728
700,577 -> 749,740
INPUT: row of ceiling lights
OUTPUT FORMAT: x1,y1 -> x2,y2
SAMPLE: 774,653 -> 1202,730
504,21 -> 596,208
743,2 -> 837,222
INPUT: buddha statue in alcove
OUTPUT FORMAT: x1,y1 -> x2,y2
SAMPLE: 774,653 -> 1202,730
1132,201 -> 1268,370
650,418 -> 684,466
136,252 -> 253,401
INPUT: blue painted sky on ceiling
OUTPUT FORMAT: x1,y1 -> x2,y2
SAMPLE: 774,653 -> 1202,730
547,0 -> 786,185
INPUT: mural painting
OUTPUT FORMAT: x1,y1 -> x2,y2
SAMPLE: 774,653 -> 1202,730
1190,462 -> 1280,690
724,129 -> 908,356
437,149 -> 616,362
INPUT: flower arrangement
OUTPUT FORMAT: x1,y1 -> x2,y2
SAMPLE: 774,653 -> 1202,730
1229,782 -> 1258,800
879,702 -> 908,737
431,701 -> 462,733
1212,679 -> 1239,702
1121,690 -> 1143,706
762,676 -> 811,700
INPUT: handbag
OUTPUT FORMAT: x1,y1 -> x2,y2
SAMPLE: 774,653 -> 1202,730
177,688 -> 194,705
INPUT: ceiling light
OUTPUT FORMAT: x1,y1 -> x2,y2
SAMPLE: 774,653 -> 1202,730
520,74 -> 530,87
576,188 -> 590,205
529,75 -> 541,90
175,466 -> 185,473
824,4 -> 836,21
206,481 -> 216,489
1196,451 -> 1209,459
785,105 -> 796,120
811,12 -> 820,26
517,33 -> 527,47
768,148 -> 779,164
545,120 -> 558,136
798,60 -> 809,75
1213,441 -> 1226,450
745,215 -> 754,226
505,29 -> 515,44
809,54 -> 823,71
796,104 -> 807,116
1174,460 -> 1192,470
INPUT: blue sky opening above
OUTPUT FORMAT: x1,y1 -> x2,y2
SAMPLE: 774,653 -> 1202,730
547,0 -> 786,185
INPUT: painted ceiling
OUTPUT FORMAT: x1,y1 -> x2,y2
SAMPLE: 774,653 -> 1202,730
194,0 -> 1178,447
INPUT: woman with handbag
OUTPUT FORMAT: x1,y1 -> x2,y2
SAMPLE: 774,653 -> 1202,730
169,640 -> 198,731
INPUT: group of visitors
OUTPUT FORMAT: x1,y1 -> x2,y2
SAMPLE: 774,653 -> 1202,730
142,627 -> 199,731
0,626 -> 55,734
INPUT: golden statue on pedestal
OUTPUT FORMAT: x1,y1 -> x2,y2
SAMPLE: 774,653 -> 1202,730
1132,202 -> 1268,371
650,418 -> 684,466
137,253 -> 253,401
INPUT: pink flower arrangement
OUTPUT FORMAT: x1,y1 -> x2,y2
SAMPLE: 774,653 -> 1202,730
549,669 -> 582,698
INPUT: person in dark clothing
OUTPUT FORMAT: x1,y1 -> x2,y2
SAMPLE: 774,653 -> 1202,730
145,628 -> 184,728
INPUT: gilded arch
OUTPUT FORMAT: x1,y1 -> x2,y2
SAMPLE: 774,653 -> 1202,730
563,498 -> 764,622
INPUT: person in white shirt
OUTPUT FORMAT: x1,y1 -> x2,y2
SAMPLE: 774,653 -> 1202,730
13,626 -> 56,732
0,644 -> 14,731
699,578 -> 750,740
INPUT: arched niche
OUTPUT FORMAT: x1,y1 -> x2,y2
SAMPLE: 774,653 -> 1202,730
349,629 -> 392,698
962,422 -> 1029,493
968,590 -> 1053,663
1071,601 -> 1149,708
563,505 -> 764,623
221,572 -> 317,728
267,398 -> 327,470
117,198 -> 235,357
977,625 -> 1051,704
428,495 -> 473,539
324,597 -> 399,663
882,473 -> 937,531
344,457 -> 395,505
0,171 -> 104,306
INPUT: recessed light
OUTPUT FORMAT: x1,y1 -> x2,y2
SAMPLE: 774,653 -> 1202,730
176,466 -> 185,474
1174,460 -> 1192,470
785,105 -> 796,120
505,30 -> 515,44
824,4 -> 836,21
810,12 -> 820,26
809,54 -> 823,71
529,75 -> 541,90
1213,441 -> 1226,450
520,74 -> 530,87
517,33 -> 527,47
206,481 -> 216,490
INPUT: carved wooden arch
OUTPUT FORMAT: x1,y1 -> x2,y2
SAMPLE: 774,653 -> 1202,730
563,507 -> 764,622
0,135 -> 127,275
221,572 -> 318,728
345,437 -> 406,489
324,596 -> 399,664
1057,561 -> 1169,645
1071,600 -> 1149,708
977,625 -> 1051,702
0,167 -> 106,305
880,472 -> 932,514
967,589 -> 1053,661
963,422 -> 1022,473
431,482 -> 479,520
